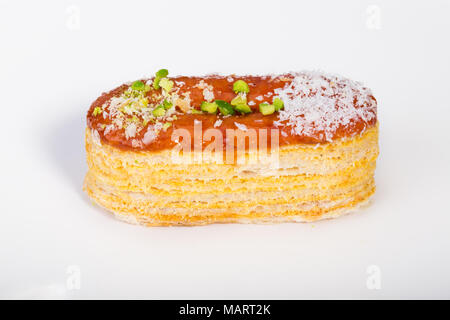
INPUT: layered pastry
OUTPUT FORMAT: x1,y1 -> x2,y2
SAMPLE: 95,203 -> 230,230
84,70 -> 378,226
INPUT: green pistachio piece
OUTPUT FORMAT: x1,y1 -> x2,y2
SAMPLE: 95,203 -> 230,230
162,122 -> 172,131
259,103 -> 275,115
155,69 -> 169,78
152,106 -> 166,117
139,98 -> 149,107
162,99 -> 173,110
215,100 -> 235,116
230,95 -> 247,106
200,101 -> 218,114
159,78 -> 174,92
273,98 -> 284,111
131,80 -> 145,91
153,69 -> 169,90
234,103 -> 252,114
233,80 -> 250,94
153,78 -> 161,90
92,107 -> 102,116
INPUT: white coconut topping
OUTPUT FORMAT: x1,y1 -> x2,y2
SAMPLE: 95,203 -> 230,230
94,71 -> 376,147
274,71 -> 376,142
104,124 -> 115,136
195,80 -> 207,89
234,122 -> 248,131
203,87 -> 215,102
195,80 -> 215,102
125,123 -> 137,139
143,125 -> 157,145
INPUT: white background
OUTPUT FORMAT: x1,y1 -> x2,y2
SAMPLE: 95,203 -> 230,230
1,0 -> 449,299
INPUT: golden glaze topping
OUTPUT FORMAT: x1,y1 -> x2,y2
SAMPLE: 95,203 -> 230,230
87,72 -> 377,151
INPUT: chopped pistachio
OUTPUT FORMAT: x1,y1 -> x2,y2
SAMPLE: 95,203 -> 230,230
233,80 -> 250,94
153,78 -> 161,90
231,93 -> 251,114
273,98 -> 284,111
162,99 -> 173,110
152,106 -> 166,117
259,103 -> 275,115
131,80 -> 145,91
156,69 -> 169,78
231,94 -> 247,106
153,69 -> 169,90
139,98 -> 149,107
92,107 -> 102,116
153,79 -> 161,90
159,78 -> 174,93
201,101 -> 218,114
235,103 -> 252,114
215,100 -> 235,116
162,122 -> 172,131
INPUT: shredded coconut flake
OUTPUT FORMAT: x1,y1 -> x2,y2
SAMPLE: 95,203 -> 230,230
195,80 -> 207,89
234,122 -> 248,131
125,123 -> 137,139
104,124 -> 114,136
203,88 -> 215,102
143,125 -> 157,145
274,71 -> 376,142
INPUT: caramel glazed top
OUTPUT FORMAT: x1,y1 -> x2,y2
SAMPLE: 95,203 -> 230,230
87,70 -> 377,152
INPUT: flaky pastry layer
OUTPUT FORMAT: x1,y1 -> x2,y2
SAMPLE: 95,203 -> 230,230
83,125 -> 379,226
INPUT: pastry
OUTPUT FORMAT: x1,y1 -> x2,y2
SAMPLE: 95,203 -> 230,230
84,70 -> 378,226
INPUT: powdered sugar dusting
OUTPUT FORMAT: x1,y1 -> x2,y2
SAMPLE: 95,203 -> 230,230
274,71 -> 376,142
